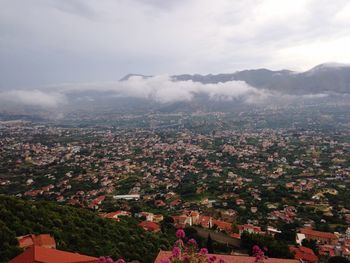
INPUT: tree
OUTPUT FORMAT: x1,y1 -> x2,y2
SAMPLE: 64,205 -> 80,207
207,234 -> 214,253
240,232 -> 294,259
328,256 -> 350,263
0,195 -> 172,263
231,222 -> 239,234
130,205 -> 141,216
275,223 -> 299,243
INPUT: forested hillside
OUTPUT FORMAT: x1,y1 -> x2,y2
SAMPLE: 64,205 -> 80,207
0,195 -> 173,263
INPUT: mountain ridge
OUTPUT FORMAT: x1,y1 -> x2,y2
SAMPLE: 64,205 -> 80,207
120,63 -> 350,95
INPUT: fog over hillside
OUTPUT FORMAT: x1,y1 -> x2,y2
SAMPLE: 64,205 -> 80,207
0,63 -> 349,115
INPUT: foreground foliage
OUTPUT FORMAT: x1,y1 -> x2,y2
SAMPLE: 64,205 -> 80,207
0,195 -> 172,263
240,232 -> 294,259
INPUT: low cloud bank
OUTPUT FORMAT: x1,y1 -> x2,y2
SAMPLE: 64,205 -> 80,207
0,75 -> 330,108
0,90 -> 66,108
55,75 -> 268,103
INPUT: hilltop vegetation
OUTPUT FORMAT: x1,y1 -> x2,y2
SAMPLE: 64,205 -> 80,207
0,195 -> 173,263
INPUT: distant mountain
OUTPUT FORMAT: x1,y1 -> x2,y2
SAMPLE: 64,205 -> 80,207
121,63 -> 350,95
120,74 -> 152,81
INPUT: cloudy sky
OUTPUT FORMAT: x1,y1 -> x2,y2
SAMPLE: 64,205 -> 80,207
1,0 -> 350,90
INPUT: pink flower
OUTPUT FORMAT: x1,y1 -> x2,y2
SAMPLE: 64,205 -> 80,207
106,258 -> 114,263
176,229 -> 186,238
219,259 -> 228,263
252,245 -> 266,263
160,258 -> 170,263
175,239 -> 184,247
183,255 -> 191,262
116,260 -> 126,263
172,246 -> 181,258
98,257 -> 106,263
252,245 -> 260,253
199,248 -> 208,255
187,238 -> 197,247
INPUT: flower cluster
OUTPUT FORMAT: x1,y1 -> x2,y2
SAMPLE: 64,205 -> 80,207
252,245 -> 268,263
99,230 -> 266,263
98,257 -> 126,263
160,229 -> 228,263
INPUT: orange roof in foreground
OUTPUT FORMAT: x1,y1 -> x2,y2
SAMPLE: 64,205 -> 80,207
289,246 -> 318,263
9,246 -> 98,263
17,234 -> 56,248
154,251 -> 299,263
34,234 -> 56,247
17,235 -> 34,248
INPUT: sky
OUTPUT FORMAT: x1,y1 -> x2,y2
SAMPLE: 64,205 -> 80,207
1,0 -> 350,90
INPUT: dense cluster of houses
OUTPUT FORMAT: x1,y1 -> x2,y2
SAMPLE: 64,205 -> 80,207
98,207 -> 350,262
1,120 -> 350,262
1,124 -> 349,227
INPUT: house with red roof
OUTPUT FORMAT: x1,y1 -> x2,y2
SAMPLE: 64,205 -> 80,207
172,214 -> 193,228
153,214 -> 164,223
341,245 -> 350,258
88,195 -> 105,209
154,251 -> 299,263
17,234 -> 56,249
154,199 -> 166,207
190,211 -> 200,224
212,219 -> 232,233
318,245 -> 336,257
170,199 -> 182,207
139,221 -> 161,233
102,210 -> 131,221
238,224 -> 263,236
299,228 -> 338,245
136,211 -> 154,221
198,215 -> 212,228
9,246 -> 98,263
289,246 -> 318,263
230,233 -> 241,239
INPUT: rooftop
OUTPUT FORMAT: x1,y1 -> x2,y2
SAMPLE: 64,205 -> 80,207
300,228 -> 337,239
9,246 -> 98,263
154,251 -> 299,263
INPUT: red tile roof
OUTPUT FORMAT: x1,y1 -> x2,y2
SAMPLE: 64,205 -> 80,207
154,251 -> 299,263
17,234 -> 56,249
212,220 -> 232,232
289,246 -> 318,263
300,228 -> 337,240
34,234 -> 56,248
319,245 -> 336,257
103,211 -> 131,221
198,215 -> 211,228
238,224 -> 262,233
17,235 -> 34,248
8,246 -> 98,263
155,200 -> 166,207
139,221 -> 161,232
230,233 -> 241,239
88,195 -> 105,208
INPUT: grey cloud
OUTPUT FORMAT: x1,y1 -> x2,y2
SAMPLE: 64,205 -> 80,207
0,90 -> 66,108
53,75 -> 264,103
1,0 -> 350,90
132,0 -> 188,11
0,75 -> 332,109
48,0 -> 96,19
